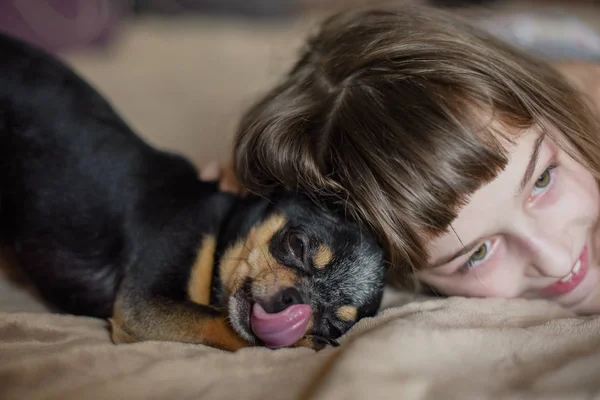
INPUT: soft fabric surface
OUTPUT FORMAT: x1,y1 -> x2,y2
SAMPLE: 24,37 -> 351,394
2,11 -> 600,400
2,297 -> 600,400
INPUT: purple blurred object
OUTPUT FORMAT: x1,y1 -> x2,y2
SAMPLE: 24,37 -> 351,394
132,0 -> 298,18
0,0 -> 125,54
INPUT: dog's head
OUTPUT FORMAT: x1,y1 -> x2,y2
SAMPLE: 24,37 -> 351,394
219,195 -> 386,350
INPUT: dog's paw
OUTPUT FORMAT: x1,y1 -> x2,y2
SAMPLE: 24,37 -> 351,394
108,318 -> 141,344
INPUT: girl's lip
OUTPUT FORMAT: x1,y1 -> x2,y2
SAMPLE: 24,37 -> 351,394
539,246 -> 588,296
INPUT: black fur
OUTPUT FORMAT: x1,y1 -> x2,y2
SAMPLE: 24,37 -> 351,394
0,33 -> 386,350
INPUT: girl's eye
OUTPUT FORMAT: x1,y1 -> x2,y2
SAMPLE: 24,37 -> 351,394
470,243 -> 488,261
532,165 -> 556,194
535,169 -> 551,188
459,240 -> 491,272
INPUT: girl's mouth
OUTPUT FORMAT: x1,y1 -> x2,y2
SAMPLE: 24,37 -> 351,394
540,246 -> 588,297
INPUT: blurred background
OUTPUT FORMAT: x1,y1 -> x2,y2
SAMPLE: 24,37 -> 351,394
0,0 -> 599,169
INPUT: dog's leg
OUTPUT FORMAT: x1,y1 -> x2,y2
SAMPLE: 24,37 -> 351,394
110,286 -> 251,352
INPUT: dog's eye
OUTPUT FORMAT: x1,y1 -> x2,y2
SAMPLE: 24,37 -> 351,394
286,231 -> 305,261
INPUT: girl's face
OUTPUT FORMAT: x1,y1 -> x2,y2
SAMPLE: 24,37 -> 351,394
419,127 -> 600,314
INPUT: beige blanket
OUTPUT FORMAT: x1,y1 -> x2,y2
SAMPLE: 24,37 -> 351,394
3,12 -> 600,400
2,295 -> 600,400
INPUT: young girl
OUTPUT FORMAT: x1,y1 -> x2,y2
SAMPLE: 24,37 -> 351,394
208,5 -> 600,315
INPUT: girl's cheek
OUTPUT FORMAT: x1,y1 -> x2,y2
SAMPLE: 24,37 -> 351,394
536,182 -> 558,207
556,162 -> 598,213
451,243 -> 515,297
471,245 -> 530,298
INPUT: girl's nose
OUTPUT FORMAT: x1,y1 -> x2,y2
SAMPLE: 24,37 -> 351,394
522,225 -> 574,279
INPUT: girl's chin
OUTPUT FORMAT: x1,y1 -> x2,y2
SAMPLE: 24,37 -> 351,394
562,266 -> 600,315
568,295 -> 600,315
571,230 -> 600,315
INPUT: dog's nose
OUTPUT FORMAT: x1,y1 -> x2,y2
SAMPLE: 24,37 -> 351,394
262,287 -> 306,314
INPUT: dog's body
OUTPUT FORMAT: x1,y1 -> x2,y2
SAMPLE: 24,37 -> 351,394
0,33 -> 386,351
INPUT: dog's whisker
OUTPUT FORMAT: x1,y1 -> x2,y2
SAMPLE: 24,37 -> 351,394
220,257 -> 249,262
259,247 -> 277,276
242,238 -> 253,253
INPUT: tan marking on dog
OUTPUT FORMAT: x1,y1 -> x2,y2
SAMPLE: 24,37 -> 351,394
187,235 -> 216,305
219,214 -> 288,295
252,248 -> 299,299
219,240 -> 251,294
110,295 -> 250,352
305,314 -> 315,335
336,306 -> 358,322
248,214 -> 287,248
109,317 -> 138,344
313,245 -> 333,269
201,318 -> 251,351
290,314 -> 317,350
111,313 -> 248,351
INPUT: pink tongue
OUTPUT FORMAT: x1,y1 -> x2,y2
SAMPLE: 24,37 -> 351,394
250,303 -> 312,349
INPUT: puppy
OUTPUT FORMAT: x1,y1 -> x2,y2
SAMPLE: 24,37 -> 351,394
0,33 -> 386,351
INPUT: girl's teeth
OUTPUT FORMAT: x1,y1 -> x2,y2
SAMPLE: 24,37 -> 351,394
560,260 -> 582,283
573,260 -> 582,274
560,272 -> 574,283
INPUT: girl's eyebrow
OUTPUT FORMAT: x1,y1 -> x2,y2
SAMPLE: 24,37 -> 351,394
516,134 -> 545,197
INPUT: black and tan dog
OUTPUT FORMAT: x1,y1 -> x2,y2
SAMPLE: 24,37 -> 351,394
0,33 -> 386,351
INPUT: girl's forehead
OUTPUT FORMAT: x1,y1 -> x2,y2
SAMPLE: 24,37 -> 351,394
425,128 -> 546,266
